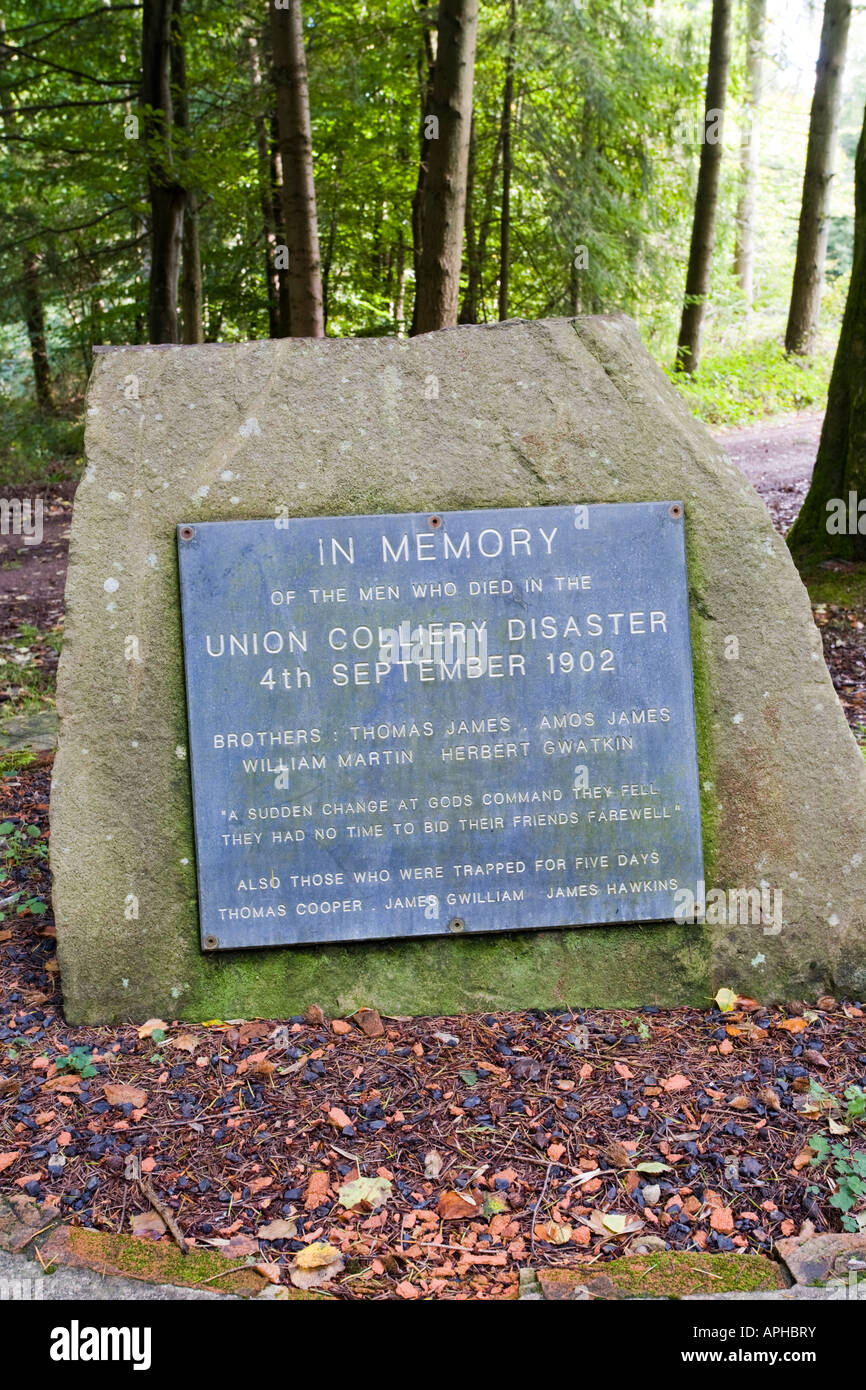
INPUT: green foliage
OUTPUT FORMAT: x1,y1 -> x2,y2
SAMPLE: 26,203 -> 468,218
810,1134 -> 866,1232
668,335 -> 834,427
809,1084 -> 866,1232
0,395 -> 83,489
55,1046 -> 98,1079
0,817 -> 49,921
0,749 -> 36,777
0,622 -> 63,715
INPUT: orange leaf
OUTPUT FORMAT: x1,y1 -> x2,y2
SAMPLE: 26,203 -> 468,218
0,1152 -> 20,1173
709,1206 -> 735,1234
662,1074 -> 691,1093
304,1170 -> 330,1210
776,1017 -> 807,1033
103,1082 -> 147,1108
437,1188 -> 481,1220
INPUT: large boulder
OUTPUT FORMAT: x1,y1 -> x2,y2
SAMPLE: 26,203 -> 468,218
52,316 -> 866,1022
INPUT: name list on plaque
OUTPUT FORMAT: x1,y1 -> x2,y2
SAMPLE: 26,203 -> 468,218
177,502 -> 704,950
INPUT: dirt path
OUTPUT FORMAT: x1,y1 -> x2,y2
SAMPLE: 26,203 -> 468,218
712,411 -> 822,534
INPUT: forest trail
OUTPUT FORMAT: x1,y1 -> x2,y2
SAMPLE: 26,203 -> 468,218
713,410 -> 822,533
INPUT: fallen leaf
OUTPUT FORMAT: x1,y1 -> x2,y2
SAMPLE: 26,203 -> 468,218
170,1034 -> 198,1053
289,1242 -> 344,1289
104,1083 -> 147,1108
758,1086 -> 782,1113
633,1162 -> 672,1174
601,1142 -> 631,1169
131,1210 -> 166,1240
714,988 -> 737,1013
438,1188 -> 481,1220
337,1176 -> 392,1212
257,1218 -> 298,1241
586,1210 -> 644,1237
709,1206 -> 735,1234
776,1017 -> 807,1033
354,1008 -> 384,1038
304,1170 -> 330,1209
137,1018 -> 168,1039
424,1151 -> 443,1180
254,1261 -> 282,1284
534,1220 -> 572,1245
0,1152 -> 20,1173
662,1074 -> 691,1093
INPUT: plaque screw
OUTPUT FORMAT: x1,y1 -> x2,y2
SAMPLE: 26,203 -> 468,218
203,934 -> 218,949
669,503 -> 683,520
180,525 -> 195,541
448,917 -> 465,932
428,514 -> 442,528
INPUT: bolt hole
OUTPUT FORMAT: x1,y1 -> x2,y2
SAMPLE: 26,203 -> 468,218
448,917 -> 465,933
669,504 -> 683,520
429,515 -> 442,528
203,935 -> 218,949
180,525 -> 195,541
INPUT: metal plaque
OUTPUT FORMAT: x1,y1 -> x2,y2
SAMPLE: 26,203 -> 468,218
177,503 -> 703,950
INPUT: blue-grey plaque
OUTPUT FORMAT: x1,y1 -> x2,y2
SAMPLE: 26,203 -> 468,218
177,503 -> 703,950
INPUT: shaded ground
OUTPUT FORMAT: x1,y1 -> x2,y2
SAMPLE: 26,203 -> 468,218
715,411 -> 822,535
0,487 -> 72,721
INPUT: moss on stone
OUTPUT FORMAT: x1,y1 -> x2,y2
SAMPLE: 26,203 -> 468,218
592,1250 -> 786,1298
64,1227 -> 269,1294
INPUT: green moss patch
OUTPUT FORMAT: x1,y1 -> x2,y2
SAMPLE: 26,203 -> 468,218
592,1251 -> 787,1298
801,563 -> 866,609
36,1226 -> 329,1297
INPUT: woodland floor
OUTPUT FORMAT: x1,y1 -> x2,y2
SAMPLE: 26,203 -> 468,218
0,417 -> 864,1299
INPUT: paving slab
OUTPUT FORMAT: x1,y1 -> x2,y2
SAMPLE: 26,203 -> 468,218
0,709 -> 58,753
0,1249 -> 237,1300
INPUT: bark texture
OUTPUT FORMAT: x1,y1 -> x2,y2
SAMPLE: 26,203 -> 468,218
785,0 -> 852,356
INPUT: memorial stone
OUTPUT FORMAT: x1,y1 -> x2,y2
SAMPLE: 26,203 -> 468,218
52,316 -> 866,1021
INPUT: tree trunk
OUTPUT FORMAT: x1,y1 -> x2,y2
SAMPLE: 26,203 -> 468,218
787,102 -> 866,564
180,202 -> 203,342
21,253 -> 55,411
270,0 -> 324,338
733,0 -> 766,307
459,115 -> 478,322
170,0 -> 203,343
413,0 -> 480,335
498,0 -> 517,322
141,0 -> 185,343
785,0 -> 852,356
0,18 -> 56,404
271,127 -> 292,336
675,0 -> 732,375
250,34 -> 288,338
410,26 -> 436,337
